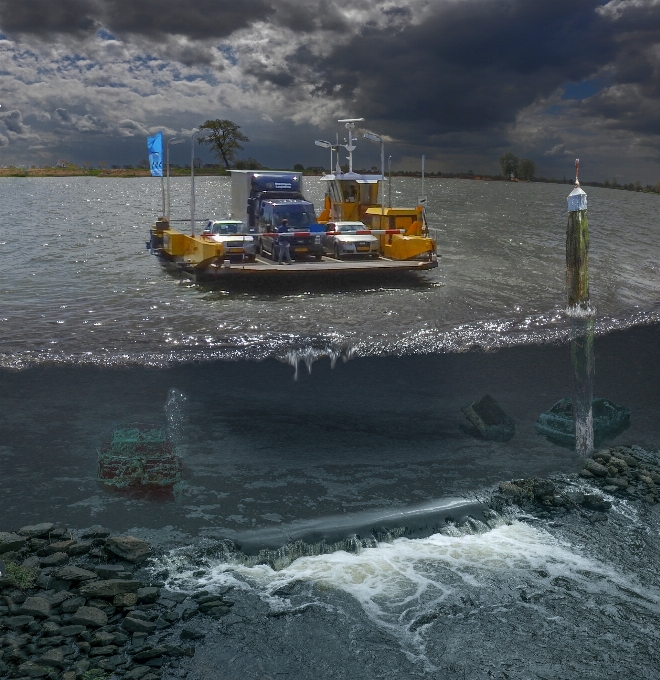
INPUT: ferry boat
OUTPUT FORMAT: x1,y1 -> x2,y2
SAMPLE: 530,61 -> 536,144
148,118 -> 438,281
315,118 -> 436,262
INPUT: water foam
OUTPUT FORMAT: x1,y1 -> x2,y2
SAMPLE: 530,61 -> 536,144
156,516 -> 660,672
3,306 -> 659,371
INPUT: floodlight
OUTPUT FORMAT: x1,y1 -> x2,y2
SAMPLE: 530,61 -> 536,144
363,132 -> 382,143
315,140 -> 332,148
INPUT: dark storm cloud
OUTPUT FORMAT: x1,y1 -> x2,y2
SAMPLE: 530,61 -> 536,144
0,0 -> 271,39
573,2 -> 660,135
55,108 -> 72,124
269,0 -> 350,33
294,0 -> 618,139
226,0 -> 656,145
0,0 -> 98,35
1,109 -> 28,134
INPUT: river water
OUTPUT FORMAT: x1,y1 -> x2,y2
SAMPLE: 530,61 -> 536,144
1,176 -> 660,677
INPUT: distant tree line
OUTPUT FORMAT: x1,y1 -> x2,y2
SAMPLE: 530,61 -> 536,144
499,152 -> 535,180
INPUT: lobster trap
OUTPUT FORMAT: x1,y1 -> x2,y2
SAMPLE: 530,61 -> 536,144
97,422 -> 182,488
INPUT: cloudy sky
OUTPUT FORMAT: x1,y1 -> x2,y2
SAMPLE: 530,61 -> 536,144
0,0 -> 659,182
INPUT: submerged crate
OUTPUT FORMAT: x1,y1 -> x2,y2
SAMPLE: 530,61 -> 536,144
98,423 -> 182,488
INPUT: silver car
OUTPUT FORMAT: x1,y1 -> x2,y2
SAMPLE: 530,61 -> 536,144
322,221 -> 380,259
201,219 -> 257,262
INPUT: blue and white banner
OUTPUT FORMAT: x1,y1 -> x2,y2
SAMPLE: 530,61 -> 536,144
147,131 -> 163,177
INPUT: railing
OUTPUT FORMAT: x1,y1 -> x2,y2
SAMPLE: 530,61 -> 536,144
427,227 -> 441,253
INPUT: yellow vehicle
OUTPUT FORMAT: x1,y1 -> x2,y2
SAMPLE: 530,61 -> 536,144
314,120 -> 437,262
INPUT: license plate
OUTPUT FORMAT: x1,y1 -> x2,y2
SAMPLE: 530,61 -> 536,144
228,248 -> 243,253
357,246 -> 370,251
294,247 -> 308,253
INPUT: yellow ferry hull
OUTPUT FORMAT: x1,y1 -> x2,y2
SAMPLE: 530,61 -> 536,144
158,227 -> 226,269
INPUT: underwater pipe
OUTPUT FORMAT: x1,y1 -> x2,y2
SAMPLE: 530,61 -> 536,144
220,498 -> 488,555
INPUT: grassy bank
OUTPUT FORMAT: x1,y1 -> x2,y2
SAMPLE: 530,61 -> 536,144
0,167 -> 231,178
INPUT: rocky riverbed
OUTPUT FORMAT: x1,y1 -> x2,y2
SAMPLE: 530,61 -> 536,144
2,444 -> 659,680
494,444 -> 660,517
0,527 -> 234,680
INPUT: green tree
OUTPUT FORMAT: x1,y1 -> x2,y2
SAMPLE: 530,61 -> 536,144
235,157 -> 264,170
518,158 -> 535,181
499,152 -> 519,179
198,119 -> 249,169
293,163 -> 305,172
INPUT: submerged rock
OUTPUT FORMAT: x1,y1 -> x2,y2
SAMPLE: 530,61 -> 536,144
18,523 -> 54,538
584,460 -> 608,477
20,597 -> 51,618
80,578 -> 142,598
582,494 -> 612,511
56,565 -> 97,581
71,606 -> 108,628
0,532 -> 26,554
180,627 -> 205,640
39,552 -> 69,567
461,394 -> 515,442
104,536 -> 152,564
122,615 -> 158,633
17,660 -> 50,678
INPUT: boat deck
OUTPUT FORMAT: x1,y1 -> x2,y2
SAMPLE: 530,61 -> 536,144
162,253 -> 438,280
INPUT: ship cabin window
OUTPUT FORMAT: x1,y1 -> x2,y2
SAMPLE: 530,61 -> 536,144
329,181 -> 343,204
359,183 -> 378,205
344,182 -> 358,202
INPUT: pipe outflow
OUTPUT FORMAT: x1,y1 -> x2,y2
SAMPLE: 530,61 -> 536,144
223,498 -> 488,555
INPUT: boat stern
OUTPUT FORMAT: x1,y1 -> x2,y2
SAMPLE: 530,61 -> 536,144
383,234 -> 436,261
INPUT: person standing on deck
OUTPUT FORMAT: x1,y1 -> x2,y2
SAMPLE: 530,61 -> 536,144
277,218 -> 292,264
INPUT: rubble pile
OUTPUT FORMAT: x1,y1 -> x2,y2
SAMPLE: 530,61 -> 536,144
494,445 -> 660,520
0,525 -> 229,680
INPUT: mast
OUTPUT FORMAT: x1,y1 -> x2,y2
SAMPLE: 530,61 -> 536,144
338,118 -> 364,174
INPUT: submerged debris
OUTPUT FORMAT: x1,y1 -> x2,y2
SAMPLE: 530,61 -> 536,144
97,423 -> 182,488
461,394 -> 515,442
535,397 -> 630,449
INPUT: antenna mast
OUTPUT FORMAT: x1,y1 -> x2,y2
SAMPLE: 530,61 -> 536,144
338,118 -> 364,174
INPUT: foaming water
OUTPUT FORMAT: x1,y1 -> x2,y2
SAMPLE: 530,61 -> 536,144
1,177 -> 659,369
156,514 -> 660,671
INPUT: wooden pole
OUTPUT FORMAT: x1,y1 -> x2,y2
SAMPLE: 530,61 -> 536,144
566,160 -> 588,308
567,159 -> 594,457
571,317 -> 594,456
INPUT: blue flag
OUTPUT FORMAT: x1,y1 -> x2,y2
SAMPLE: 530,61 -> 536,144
147,131 -> 163,177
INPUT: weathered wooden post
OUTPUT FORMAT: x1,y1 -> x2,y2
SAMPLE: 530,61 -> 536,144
566,159 -> 588,308
567,159 -> 594,456
571,315 -> 594,456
